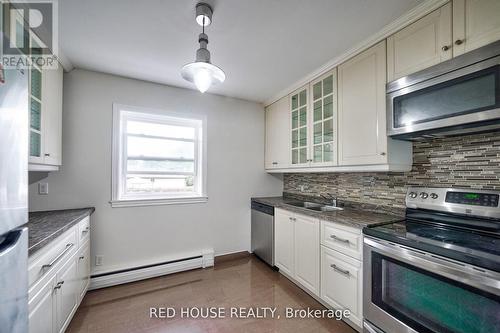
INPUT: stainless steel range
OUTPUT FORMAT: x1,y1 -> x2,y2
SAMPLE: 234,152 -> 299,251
363,187 -> 500,333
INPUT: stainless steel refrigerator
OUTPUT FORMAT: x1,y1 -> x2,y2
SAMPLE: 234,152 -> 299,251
0,40 -> 29,332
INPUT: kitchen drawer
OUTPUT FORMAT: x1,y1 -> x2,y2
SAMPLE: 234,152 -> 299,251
78,216 -> 90,245
321,221 -> 361,260
28,228 -> 77,288
320,246 -> 362,328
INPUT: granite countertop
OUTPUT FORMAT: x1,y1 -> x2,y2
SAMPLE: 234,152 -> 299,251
25,208 -> 95,256
252,196 -> 403,229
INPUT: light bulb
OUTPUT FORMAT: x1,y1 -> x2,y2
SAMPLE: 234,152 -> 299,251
181,62 -> 225,93
193,68 -> 212,93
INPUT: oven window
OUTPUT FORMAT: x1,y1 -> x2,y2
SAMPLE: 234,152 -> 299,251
372,253 -> 500,333
393,65 -> 499,128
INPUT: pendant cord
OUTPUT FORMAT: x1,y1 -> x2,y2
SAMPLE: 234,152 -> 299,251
202,16 -> 205,34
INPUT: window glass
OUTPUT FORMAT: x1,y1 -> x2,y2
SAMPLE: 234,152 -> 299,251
113,107 -> 205,202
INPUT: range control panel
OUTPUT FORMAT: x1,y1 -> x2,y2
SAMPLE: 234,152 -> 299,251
406,187 -> 500,219
445,192 -> 499,207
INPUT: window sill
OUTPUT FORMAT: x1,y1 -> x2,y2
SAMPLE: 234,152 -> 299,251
110,196 -> 208,208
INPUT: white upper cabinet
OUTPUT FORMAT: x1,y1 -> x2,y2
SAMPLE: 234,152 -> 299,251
309,70 -> 337,167
29,61 -> 64,170
387,3 -> 452,81
388,0 -> 500,81
338,41 -> 389,166
42,65 -> 63,166
453,0 -> 500,56
290,86 -> 310,166
265,96 -> 290,169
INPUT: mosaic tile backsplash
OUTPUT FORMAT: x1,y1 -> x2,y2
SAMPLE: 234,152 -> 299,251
283,131 -> 500,209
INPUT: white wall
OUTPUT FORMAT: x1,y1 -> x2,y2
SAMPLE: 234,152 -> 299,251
29,69 -> 283,274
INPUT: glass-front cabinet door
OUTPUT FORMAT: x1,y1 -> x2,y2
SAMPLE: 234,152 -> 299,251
309,70 -> 337,166
28,33 -> 44,164
290,86 -> 309,166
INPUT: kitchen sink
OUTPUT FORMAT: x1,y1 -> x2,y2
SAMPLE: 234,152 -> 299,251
285,201 -> 322,208
307,205 -> 344,212
284,201 -> 344,212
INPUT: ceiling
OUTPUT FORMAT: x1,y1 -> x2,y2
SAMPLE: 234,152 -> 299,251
59,0 -> 423,103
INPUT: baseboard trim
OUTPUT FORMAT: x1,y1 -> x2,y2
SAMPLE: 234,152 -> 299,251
89,249 -> 214,290
214,251 -> 250,264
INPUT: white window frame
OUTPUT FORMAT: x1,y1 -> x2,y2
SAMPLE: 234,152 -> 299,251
111,103 -> 207,208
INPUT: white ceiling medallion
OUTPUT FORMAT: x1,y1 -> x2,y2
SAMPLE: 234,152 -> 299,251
181,3 -> 225,93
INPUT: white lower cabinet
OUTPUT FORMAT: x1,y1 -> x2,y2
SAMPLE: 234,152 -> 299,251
321,246 -> 363,328
275,208 -> 364,331
28,217 -> 91,333
56,258 -> 79,332
275,209 -> 296,276
294,214 -> 320,296
274,209 -> 320,296
77,243 -> 91,299
29,276 -> 57,333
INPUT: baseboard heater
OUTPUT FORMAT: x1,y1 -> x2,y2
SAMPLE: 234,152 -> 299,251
89,250 -> 214,290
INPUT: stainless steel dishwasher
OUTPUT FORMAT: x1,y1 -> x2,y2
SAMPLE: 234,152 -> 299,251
251,200 -> 275,267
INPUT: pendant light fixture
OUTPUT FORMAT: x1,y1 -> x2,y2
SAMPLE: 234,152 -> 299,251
181,3 -> 225,93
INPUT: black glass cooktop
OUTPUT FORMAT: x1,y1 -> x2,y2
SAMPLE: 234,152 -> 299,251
364,218 -> 500,272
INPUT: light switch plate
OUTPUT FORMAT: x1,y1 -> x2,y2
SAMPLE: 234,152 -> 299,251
38,183 -> 48,195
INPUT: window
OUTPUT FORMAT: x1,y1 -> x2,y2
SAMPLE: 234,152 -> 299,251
111,104 -> 207,207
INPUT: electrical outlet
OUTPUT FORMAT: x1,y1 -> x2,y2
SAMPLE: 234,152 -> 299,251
38,183 -> 48,195
95,255 -> 103,266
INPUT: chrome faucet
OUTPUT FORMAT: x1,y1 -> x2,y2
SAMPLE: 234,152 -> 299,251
320,193 -> 338,207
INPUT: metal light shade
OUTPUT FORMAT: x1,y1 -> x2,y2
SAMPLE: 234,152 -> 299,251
181,61 -> 225,93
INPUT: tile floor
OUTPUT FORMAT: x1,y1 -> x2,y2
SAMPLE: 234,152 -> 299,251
67,254 -> 356,333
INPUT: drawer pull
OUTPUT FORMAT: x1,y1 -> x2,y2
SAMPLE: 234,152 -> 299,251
79,255 -> 85,260
82,226 -> 90,234
331,264 -> 350,276
54,281 -> 64,290
330,234 -> 350,244
42,243 -> 74,270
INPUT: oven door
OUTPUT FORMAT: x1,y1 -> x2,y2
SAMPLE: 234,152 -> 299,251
387,56 -> 500,138
363,236 -> 500,333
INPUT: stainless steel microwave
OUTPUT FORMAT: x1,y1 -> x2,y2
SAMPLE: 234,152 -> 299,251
387,41 -> 500,140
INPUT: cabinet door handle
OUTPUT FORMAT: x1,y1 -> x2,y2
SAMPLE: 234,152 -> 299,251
79,255 -> 85,260
42,243 -> 74,270
330,264 -> 350,276
380,152 -> 386,156
454,39 -> 464,45
44,153 -> 51,157
54,281 -> 65,290
272,162 -> 278,165
82,226 -> 90,234
330,234 -> 350,244
441,45 -> 450,51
